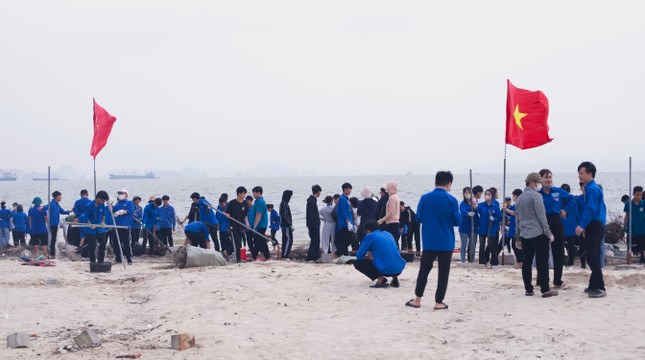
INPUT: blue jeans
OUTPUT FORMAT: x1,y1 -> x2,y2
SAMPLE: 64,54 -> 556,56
0,227 -> 10,247
600,236 -> 606,268
459,232 -> 476,263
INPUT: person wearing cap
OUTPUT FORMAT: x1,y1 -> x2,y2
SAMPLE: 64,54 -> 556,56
142,197 -> 161,255
575,162 -> 607,298
305,184 -> 322,261
131,196 -> 143,253
0,201 -> 13,248
28,197 -> 49,257
515,172 -> 557,298
43,191 -> 70,258
81,190 -> 110,264
113,189 -> 135,264
319,195 -> 337,257
538,169 -> 576,289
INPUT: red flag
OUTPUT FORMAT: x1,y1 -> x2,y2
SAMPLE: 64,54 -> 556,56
90,98 -> 117,159
505,80 -> 552,150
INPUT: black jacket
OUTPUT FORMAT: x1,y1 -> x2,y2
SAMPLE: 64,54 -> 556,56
375,193 -> 389,221
306,195 -> 321,229
280,190 -> 293,227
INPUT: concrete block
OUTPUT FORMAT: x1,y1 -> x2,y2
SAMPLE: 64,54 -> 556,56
74,329 -> 101,348
7,333 -> 30,349
171,334 -> 195,351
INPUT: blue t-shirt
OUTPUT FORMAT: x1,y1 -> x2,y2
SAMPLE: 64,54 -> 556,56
269,209 -> 280,230
185,221 -> 210,240
84,200 -> 108,234
624,199 -> 645,235
0,208 -> 12,228
113,200 -> 135,228
458,200 -> 475,234
216,205 -> 229,231
251,197 -> 268,229
578,180 -> 607,228
477,201 -> 501,236
28,206 -> 48,234
356,230 -> 406,275
507,204 -> 517,238
12,212 -> 28,232
416,188 -> 461,251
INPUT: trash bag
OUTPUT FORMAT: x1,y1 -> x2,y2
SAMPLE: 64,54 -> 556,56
172,246 -> 227,268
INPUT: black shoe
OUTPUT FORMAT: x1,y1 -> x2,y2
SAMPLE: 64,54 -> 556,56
390,279 -> 400,288
127,259 -> 133,265
583,287 -> 590,293
525,291 -> 534,296
588,290 -> 607,298
370,279 -> 389,288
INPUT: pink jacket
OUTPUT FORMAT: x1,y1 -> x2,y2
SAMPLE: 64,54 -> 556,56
380,182 -> 400,224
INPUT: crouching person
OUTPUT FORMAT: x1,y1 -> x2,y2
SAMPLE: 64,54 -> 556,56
354,220 -> 406,288
184,221 -> 210,249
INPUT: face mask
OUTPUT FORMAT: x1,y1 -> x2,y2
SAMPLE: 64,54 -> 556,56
117,194 -> 125,201
465,194 -> 472,200
485,195 -> 492,201
536,184 -> 543,192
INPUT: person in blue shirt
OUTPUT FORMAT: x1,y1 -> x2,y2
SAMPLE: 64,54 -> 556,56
183,221 -> 210,249
43,191 -> 70,258
502,189 -> 524,267
250,186 -> 270,260
458,187 -> 477,264
0,201 -> 13,248
333,183 -> 356,258
81,190 -> 110,264
131,196 -> 143,255
158,195 -> 176,248
575,162 -> 607,298
216,197 -> 231,257
624,186 -> 645,264
267,203 -> 280,248
11,204 -> 28,246
354,220 -> 406,288
113,189 -> 135,264
538,169 -> 576,288
73,189 -> 92,218
406,171 -> 461,310
198,197 -> 220,251
477,188 -> 502,267
560,184 -> 585,268
28,197 -> 49,257
142,197 -> 161,255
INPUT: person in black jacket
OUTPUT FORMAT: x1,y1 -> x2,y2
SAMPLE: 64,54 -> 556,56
280,190 -> 294,259
375,187 -> 389,230
306,185 -> 322,261
357,187 -> 377,245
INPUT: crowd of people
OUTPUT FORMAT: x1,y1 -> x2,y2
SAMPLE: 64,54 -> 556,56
0,161 -> 639,302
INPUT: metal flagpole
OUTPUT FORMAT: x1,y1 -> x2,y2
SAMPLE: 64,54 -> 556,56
93,159 -> 97,197
469,169 -> 475,264
628,157 -> 633,264
501,145 -> 508,266
46,166 -> 52,258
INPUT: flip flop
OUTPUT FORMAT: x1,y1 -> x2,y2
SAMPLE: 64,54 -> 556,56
433,303 -> 449,310
405,300 -> 420,308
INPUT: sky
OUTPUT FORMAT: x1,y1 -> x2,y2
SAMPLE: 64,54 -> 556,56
1,0 -> 644,178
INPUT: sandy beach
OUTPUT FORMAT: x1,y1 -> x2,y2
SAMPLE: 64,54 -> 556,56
1,252 -> 644,360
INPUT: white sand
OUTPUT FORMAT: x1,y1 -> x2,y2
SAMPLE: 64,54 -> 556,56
1,255 -> 644,360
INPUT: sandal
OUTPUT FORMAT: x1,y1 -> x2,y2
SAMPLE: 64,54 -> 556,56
405,300 -> 420,308
434,303 -> 449,310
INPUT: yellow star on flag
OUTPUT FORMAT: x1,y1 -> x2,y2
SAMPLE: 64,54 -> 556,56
513,104 -> 527,131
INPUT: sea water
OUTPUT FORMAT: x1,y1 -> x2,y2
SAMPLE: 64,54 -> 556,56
0,172 -> 641,245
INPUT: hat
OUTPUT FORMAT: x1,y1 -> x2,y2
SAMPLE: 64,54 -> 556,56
118,188 -> 128,194
323,195 -> 333,204
32,197 -> 42,205
525,172 -> 543,184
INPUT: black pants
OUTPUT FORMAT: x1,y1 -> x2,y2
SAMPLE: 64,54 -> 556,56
479,232 -> 499,265
219,231 -> 231,254
585,221 -> 606,291
334,228 -> 352,257
281,227 -> 294,259
252,228 -> 270,260
354,259 -> 400,281
114,228 -> 132,262
158,228 -> 174,247
633,234 -> 645,263
270,229 -> 279,246
186,231 -> 206,249
415,250 -> 452,303
511,236 -> 523,263
405,223 -> 421,254
229,227 -> 244,262
49,225 -> 58,256
246,230 -> 256,256
521,235 -> 550,293
547,214 -> 565,286
306,227 -> 320,261
86,232 -> 107,263
384,223 -> 400,248
141,229 -> 156,255
14,231 -> 26,246
130,228 -> 140,248
565,235 -> 585,267
205,222 -> 219,251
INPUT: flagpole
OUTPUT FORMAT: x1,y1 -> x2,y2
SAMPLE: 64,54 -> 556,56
93,159 -> 97,197
627,156 -> 633,264
501,145 -> 508,266
469,169 -> 475,265
47,166 -> 51,258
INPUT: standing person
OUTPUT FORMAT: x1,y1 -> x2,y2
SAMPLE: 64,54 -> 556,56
81,191 -> 110,264
375,187 -> 389,229
477,189 -> 502,267
515,173 -> 558,297
458,187 -> 477,264
377,182 -> 401,246
142,197 -> 161,255
357,186 -> 377,245
158,195 -> 176,247
349,197 -> 360,250
538,169 -> 575,289
216,197 -> 232,257
244,195 -> 254,250
73,190 -> 92,219
197,196 -> 219,251
225,187 -> 249,263
267,204 -> 280,249
11,204 -> 28,246
181,192 -> 201,224
502,189 -> 524,268
399,201 -> 412,251
113,189 -> 135,265
624,186 -> 645,264
131,196 -> 143,255
334,183 -> 356,258
306,185 -> 322,261
319,195 -> 337,256
28,197 -> 48,257
354,220 -> 406,288
279,190 -> 294,260
0,202 -> 12,248
576,162 -> 607,298
45,191 -> 70,258
406,206 -> 421,257
561,184 -> 583,268
249,186 -> 270,260
405,171 -> 460,309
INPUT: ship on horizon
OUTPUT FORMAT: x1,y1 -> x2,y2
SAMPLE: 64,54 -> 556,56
109,171 -> 158,180
1,170 -> 17,182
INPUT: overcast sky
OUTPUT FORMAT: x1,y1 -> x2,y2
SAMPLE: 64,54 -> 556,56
1,0 -> 644,177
